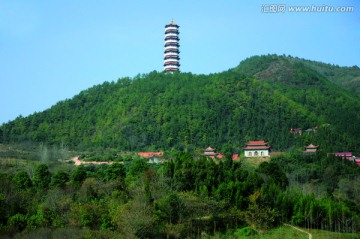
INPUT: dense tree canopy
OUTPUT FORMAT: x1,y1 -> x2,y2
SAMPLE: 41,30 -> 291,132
0,150 -> 359,238
1,55 -> 360,154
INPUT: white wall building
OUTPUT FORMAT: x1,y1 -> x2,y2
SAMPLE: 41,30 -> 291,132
243,141 -> 270,157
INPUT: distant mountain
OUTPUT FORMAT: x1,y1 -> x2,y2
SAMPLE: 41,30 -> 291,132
1,55 -> 360,153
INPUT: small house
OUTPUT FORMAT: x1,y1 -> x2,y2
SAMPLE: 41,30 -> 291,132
334,152 -> 353,160
232,154 -> 239,161
290,128 -> 302,135
355,157 -> 360,166
137,152 -> 164,163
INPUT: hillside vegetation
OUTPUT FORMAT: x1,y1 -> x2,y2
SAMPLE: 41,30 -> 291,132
234,54 -> 360,95
0,148 -> 359,238
0,55 -> 360,238
1,55 -> 360,154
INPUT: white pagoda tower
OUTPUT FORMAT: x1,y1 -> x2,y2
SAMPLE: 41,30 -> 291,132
164,20 -> 180,72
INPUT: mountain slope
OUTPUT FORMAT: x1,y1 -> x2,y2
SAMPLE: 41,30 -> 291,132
1,55 -> 360,153
233,55 -> 360,148
299,58 -> 360,96
234,54 -> 360,95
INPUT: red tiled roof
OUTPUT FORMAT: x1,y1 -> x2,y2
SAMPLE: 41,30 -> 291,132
138,152 -> 164,158
232,154 -> 239,160
335,152 -> 352,157
244,140 -> 270,150
217,153 -> 224,159
247,140 -> 267,145
244,146 -> 270,150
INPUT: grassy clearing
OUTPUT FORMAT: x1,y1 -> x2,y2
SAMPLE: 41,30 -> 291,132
241,156 -> 271,170
309,228 -> 360,239
0,143 -> 76,173
213,225 -> 360,239
250,226 -> 360,239
245,226 -> 308,239
211,226 -> 307,239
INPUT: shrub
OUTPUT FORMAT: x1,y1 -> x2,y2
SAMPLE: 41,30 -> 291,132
233,226 -> 258,237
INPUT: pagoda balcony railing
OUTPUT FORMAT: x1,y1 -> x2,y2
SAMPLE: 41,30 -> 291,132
164,49 -> 180,53
165,36 -> 179,41
164,62 -> 180,66
164,68 -> 180,72
165,29 -> 179,34
164,47 -> 179,52
164,59 -> 179,63
165,33 -> 178,37
164,45 -> 179,49
164,61 -> 180,65
164,55 -> 180,60
165,43 -> 179,47
164,53 -> 180,58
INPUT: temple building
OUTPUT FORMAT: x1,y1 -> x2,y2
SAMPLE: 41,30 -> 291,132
164,20 -> 180,72
202,146 -> 218,158
303,144 -> 319,154
243,141 -> 270,157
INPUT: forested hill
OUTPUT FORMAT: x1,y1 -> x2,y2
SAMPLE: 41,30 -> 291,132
1,55 -> 360,152
233,54 -> 360,95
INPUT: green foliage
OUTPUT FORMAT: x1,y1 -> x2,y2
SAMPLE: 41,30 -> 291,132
50,170 -> 69,189
103,163 -> 126,182
234,54 -> 360,95
71,165 -> 87,185
129,158 -> 149,177
32,164 -> 52,191
27,212 -> 47,229
13,171 -> 32,190
0,150 -> 359,238
234,226 -> 258,237
244,191 -> 280,232
79,203 -> 100,229
271,153 -> 360,196
234,55 -> 360,153
2,56 -> 359,152
156,192 -> 184,224
257,161 -> 288,189
7,213 -> 27,231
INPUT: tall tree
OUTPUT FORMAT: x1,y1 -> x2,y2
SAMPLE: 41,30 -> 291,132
32,164 -> 51,191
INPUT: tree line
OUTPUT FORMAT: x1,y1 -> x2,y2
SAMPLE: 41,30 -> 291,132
0,150 -> 359,238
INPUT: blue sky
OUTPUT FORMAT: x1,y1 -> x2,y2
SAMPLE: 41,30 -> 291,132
1,0 -> 359,124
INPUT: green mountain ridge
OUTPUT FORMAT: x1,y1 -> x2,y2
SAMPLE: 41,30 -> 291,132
1,55 -> 360,153
234,54 -> 360,95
